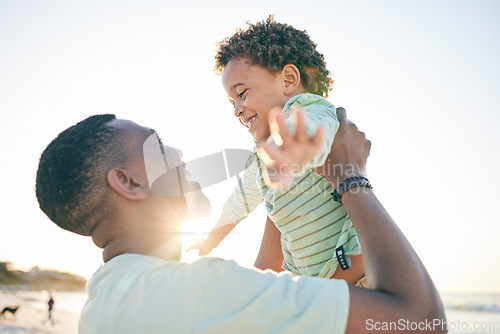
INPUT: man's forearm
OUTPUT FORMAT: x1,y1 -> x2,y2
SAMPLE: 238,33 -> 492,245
260,106 -> 446,332
341,187 -> 445,318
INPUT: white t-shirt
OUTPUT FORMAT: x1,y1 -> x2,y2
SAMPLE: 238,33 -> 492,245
79,254 -> 350,334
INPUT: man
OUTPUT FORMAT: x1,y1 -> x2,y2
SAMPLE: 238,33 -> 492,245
35,108 -> 446,333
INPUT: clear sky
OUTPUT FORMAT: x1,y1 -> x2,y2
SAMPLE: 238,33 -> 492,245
1,0 -> 499,293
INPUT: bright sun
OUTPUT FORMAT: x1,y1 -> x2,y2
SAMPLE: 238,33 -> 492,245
180,216 -> 214,263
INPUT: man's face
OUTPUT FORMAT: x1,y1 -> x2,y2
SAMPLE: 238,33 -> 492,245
107,119 -> 211,220
222,58 -> 289,142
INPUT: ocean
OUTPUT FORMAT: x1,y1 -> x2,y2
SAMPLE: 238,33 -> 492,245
3,290 -> 499,333
442,293 -> 500,334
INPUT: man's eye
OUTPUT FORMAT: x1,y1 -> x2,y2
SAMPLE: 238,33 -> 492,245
238,89 -> 248,99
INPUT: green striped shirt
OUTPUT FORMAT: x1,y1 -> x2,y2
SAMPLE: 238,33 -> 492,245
223,94 -> 361,278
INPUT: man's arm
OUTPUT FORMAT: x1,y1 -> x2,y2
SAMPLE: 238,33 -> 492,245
259,107 -> 446,333
343,189 -> 445,333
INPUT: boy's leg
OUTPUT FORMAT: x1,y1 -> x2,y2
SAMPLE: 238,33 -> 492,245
355,276 -> 369,288
330,254 -> 366,285
254,216 -> 285,272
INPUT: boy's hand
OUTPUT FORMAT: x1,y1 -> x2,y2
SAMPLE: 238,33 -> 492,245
257,107 -> 324,188
314,107 -> 371,189
186,239 -> 215,256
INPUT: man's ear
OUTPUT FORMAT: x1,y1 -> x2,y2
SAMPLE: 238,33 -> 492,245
107,168 -> 148,200
282,64 -> 302,95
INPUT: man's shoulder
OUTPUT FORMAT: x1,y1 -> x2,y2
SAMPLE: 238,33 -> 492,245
97,254 -> 228,274
80,256 -> 238,333
85,255 -> 239,305
90,254 -> 239,283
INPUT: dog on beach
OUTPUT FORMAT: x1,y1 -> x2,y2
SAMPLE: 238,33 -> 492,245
0,306 -> 19,318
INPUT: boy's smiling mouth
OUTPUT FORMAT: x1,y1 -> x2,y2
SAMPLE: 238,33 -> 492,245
240,114 -> 257,128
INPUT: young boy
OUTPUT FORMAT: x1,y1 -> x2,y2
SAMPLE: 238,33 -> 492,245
189,17 -> 365,283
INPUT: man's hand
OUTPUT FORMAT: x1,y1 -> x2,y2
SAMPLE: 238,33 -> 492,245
257,106 -> 324,188
314,107 -> 371,189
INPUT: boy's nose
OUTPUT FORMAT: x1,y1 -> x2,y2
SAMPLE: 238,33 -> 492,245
233,103 -> 244,118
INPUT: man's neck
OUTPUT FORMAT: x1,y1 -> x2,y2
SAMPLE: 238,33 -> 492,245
102,233 -> 182,263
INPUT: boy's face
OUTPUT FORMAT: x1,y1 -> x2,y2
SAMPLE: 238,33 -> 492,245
222,58 -> 289,142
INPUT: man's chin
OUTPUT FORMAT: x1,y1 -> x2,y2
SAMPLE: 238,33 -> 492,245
184,187 -> 212,220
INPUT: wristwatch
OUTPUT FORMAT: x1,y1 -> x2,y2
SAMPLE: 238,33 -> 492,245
331,176 -> 372,205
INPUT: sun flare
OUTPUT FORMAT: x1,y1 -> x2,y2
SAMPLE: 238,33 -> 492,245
181,216 -> 215,263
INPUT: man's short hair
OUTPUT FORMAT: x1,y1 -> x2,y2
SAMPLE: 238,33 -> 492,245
215,15 -> 333,97
36,114 -> 128,236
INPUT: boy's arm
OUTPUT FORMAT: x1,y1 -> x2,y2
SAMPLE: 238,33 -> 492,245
259,99 -> 337,188
283,99 -> 338,168
221,153 -> 264,224
253,216 -> 284,272
187,214 -> 236,256
187,154 -> 263,256
260,107 -> 446,333
257,108 -> 324,188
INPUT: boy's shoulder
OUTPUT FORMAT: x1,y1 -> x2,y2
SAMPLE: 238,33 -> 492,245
283,93 -> 335,116
283,93 -> 337,119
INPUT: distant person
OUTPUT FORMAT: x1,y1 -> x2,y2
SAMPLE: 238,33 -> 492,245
188,16 -> 364,283
47,293 -> 54,325
35,110 -> 446,333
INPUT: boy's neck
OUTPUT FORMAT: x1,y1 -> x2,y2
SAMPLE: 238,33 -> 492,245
288,85 -> 307,99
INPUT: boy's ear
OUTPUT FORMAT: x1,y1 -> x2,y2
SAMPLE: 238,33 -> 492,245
107,168 -> 148,200
282,64 -> 301,95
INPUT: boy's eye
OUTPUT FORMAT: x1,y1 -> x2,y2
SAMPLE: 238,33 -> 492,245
238,89 -> 248,99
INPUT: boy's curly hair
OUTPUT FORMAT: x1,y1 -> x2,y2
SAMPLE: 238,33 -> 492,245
215,15 -> 333,97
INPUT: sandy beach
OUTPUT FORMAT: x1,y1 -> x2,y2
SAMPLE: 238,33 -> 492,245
0,290 -> 80,334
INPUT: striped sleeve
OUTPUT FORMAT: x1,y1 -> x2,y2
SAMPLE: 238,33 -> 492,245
284,94 -> 339,168
222,155 -> 264,224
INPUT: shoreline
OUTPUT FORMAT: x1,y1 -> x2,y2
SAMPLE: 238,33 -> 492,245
0,290 -> 80,334
1,289 -> 499,334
